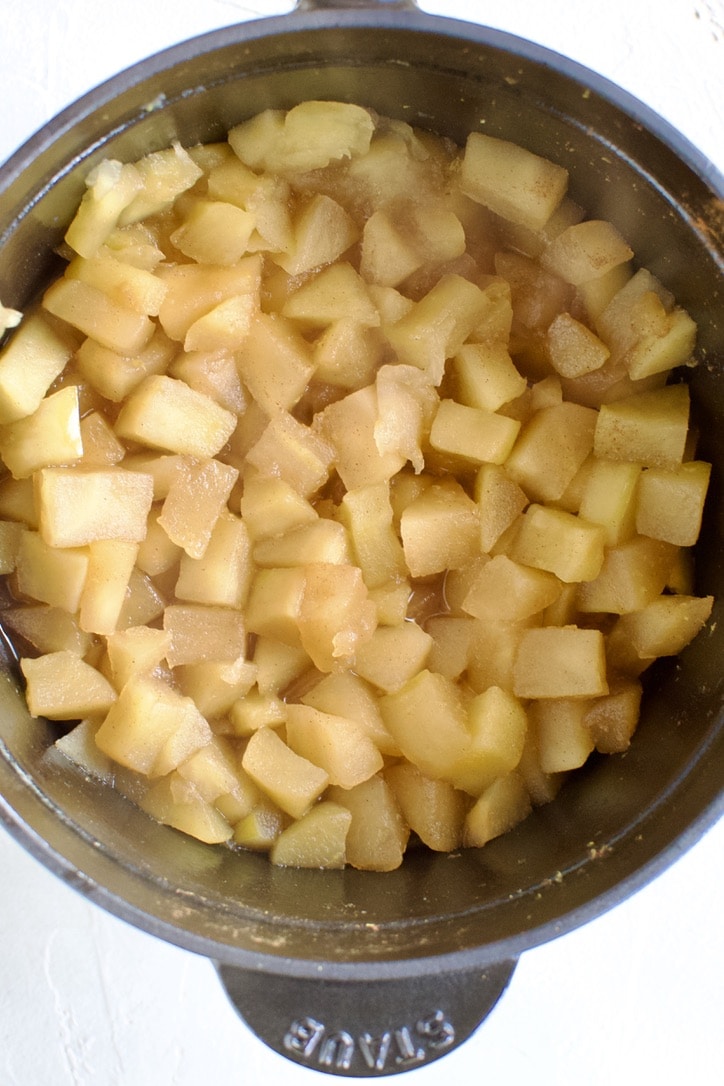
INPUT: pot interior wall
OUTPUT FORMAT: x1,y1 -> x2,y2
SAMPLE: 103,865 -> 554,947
1,17 -> 722,970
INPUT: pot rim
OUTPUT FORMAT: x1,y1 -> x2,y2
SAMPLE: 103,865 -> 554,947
0,3 -> 722,982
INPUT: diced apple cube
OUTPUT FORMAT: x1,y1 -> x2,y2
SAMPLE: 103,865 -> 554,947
578,459 -> 641,546
285,704 -> 384,789
635,461 -> 710,546
593,383 -> 689,469
105,625 -> 171,690
474,463 -> 529,553
79,540 -> 138,635
157,457 -> 239,559
115,375 -> 237,458
513,626 -> 608,698
301,670 -> 399,755
583,677 -> 643,754
507,504 -> 606,583
229,690 -> 287,736
64,159 -> 144,258
373,364 -> 439,474
140,775 -> 233,845
245,567 -> 307,647
298,562 -> 376,672
462,553 -> 561,621
275,193 -> 359,276
577,535 -> 678,614
379,669 -> 470,781
66,251 -> 168,316
461,133 -> 568,231
157,257 -> 261,343
327,776 -> 409,871
0,313 -> 75,424
319,384 -> 406,490
339,481 -> 407,589
170,199 -> 256,265
353,622 -> 433,694
175,511 -> 253,607
505,401 -> 598,503
75,330 -> 176,403
546,312 -> 610,378
528,698 -> 595,772
37,467 -> 154,548
253,518 -> 351,568
229,101 -> 374,174
400,480 -> 480,577
241,726 -> 329,820
177,656 -> 257,719
246,411 -> 335,498
21,651 -> 117,720
609,594 -> 713,661
15,530 -> 89,612
429,398 -> 521,466
452,342 -> 527,412
385,763 -> 466,852
119,142 -> 203,224
463,772 -> 532,847
0,386 -> 82,480
313,319 -> 385,390
43,277 -> 154,356
1,605 -> 92,656
541,219 -> 633,284
270,801 -> 353,869
236,311 -> 315,414
163,604 -> 246,667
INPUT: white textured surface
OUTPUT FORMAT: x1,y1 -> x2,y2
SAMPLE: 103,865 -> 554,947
1,2 -> 722,1083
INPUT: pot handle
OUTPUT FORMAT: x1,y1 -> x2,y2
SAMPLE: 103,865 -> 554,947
216,957 -> 518,1076
295,1 -> 420,12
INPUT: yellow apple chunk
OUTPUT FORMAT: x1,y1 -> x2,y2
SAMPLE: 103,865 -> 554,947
75,330 -> 176,403
584,678 -> 643,754
298,562 -> 376,672
140,775 -> 233,845
0,313 -> 75,425
635,461 -> 711,546
462,553 -> 561,621
79,540 -> 139,635
385,763 -> 467,852
450,685 -> 528,795
94,673 -> 211,776
463,772 -> 532,848
239,473 -> 317,541
170,199 -> 256,265
156,457 -> 239,559
339,481 -> 407,589
64,159 -> 144,258
507,504 -> 606,584
21,651 -> 117,720
400,480 -> 480,577
269,801 -> 352,869
513,626 -> 608,699
353,622 -> 433,694
301,670 -> 399,755
285,704 -> 384,789
0,386 -> 82,480
246,411 -> 335,497
429,398 -> 521,466
177,656 -> 257,719
593,383 -> 689,469
43,277 -> 154,356
452,341 -> 527,412
475,463 -> 529,553
327,776 -> 409,871
252,519 -> 351,568
174,511 -> 252,607
37,467 -> 154,548
379,669 -> 470,781
15,530 -> 89,612
0,605 -> 92,656
157,257 -> 260,343
541,219 -> 633,285
236,311 -> 315,414
162,604 -> 246,667
115,375 -> 237,458
241,726 -> 329,819
461,133 -> 568,231
577,536 -> 678,614
504,401 -> 597,503
105,625 -> 171,691
528,699 -> 596,773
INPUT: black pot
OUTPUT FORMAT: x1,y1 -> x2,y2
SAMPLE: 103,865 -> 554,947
0,1 -> 722,1077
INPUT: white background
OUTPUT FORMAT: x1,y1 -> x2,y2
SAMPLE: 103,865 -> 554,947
0,1 -> 722,1084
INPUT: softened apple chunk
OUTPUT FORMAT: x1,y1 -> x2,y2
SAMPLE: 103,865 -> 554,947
461,133 -> 569,231
37,466 -> 154,548
21,651 -> 117,720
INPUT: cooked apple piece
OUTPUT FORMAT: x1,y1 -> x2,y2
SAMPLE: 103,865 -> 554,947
0,604 -> 92,656
79,540 -> 138,635
75,330 -> 176,403
461,133 -> 568,231
424,614 -> 475,680
170,351 -> 246,415
246,411 -> 335,498
577,535 -> 678,614
253,519 -> 351,568
429,398 -> 521,467
236,311 -> 315,414
275,193 -> 359,276
140,775 -> 233,845
301,670 -> 399,755
21,651 -> 117,720
104,221 -> 166,271
609,594 -> 713,664
162,604 -> 246,668
507,504 -> 606,584
353,621 -> 433,695
577,459 -> 641,546
245,567 -> 307,647
116,568 -> 166,630
546,312 -> 610,379
386,273 -> 491,385
95,672 -> 211,776
528,698 -> 595,773
465,618 -> 526,695
241,725 -> 329,819
176,656 -> 257,719
176,737 -> 247,803
369,579 -> 411,626
136,507 -> 182,577
65,250 -> 167,316
119,142 -> 203,224
285,703 -> 384,789
339,481 -> 407,589
115,375 -> 237,459
175,511 -> 252,608
624,306 -> 697,380
505,401 -> 597,503
269,801 -> 352,870
452,342 -> 527,412
450,685 -> 528,795
229,689 -> 287,736
593,383 -> 689,469
298,562 -> 376,672
400,480 -> 480,578
15,530 -> 89,612
513,626 -> 608,699
229,101 -> 374,174
36,466 -> 154,548
43,277 -> 154,356
233,797 -> 287,851
253,637 -> 312,697
282,262 -> 379,329
0,313 -> 76,425
373,363 -> 438,474
360,207 -> 426,287
474,463 -> 529,553
76,411 -> 126,468
182,294 -> 256,355
313,319 -> 385,391
583,677 -> 643,754
157,457 -> 239,559
635,461 -> 710,546
64,159 -> 144,258
170,199 -> 256,265
541,219 -> 633,285
379,669 -> 470,781
386,763 -> 466,852
462,553 -> 561,621
319,384 -> 406,490
463,772 -> 532,848
157,257 -> 261,343
207,156 -> 293,252
239,472 -> 319,545
105,625 -> 171,691
516,712 -> 566,807
0,386 -> 82,480
327,775 -> 409,871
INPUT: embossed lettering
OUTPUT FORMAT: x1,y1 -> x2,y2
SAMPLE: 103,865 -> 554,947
417,1009 -> 455,1050
393,1025 -> 425,1066
319,1030 -> 355,1071
359,1031 -> 392,1072
284,1016 -> 325,1059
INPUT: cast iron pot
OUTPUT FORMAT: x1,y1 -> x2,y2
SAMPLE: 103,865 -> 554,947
0,0 -> 722,1076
